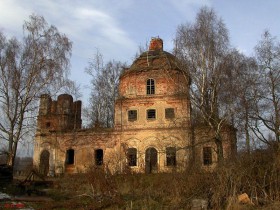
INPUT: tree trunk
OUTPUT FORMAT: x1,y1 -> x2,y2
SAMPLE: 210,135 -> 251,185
245,109 -> 251,154
6,153 -> 14,167
6,139 -> 18,172
215,134 -> 224,165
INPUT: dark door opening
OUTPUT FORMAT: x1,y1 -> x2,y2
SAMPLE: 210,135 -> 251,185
95,149 -> 103,166
66,149 -> 75,165
39,150 -> 50,176
145,147 -> 158,173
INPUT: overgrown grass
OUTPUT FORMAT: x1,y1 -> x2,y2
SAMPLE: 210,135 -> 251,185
29,148 -> 280,209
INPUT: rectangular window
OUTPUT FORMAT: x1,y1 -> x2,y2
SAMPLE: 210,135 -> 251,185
127,148 -> 137,166
203,147 -> 212,165
165,108 -> 175,119
147,79 -> 155,95
128,110 -> 137,121
166,147 -> 176,166
147,109 -> 156,119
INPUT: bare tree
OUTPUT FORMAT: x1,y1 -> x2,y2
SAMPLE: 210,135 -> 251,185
133,41 -> 149,60
61,80 -> 82,100
174,7 -> 237,163
226,50 -> 258,153
0,14 -> 72,167
252,31 -> 280,147
85,51 -> 126,128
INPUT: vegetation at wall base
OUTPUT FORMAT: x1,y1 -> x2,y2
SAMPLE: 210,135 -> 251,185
9,147 -> 280,209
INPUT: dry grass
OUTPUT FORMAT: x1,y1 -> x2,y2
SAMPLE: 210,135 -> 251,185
25,149 -> 280,209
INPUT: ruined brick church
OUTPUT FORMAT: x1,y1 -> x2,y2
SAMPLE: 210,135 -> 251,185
33,38 -> 236,175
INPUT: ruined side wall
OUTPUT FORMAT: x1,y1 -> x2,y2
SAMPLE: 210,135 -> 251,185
194,125 -> 237,169
33,129 -> 120,175
34,118 -> 237,175
34,93 -> 83,175
33,133 -> 61,175
33,126 -> 192,175
37,94 -> 82,131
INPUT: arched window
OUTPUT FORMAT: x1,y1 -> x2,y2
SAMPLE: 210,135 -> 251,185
146,79 -> 155,95
127,148 -> 137,166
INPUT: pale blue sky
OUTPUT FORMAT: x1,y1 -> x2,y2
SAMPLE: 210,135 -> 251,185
1,0 -> 280,103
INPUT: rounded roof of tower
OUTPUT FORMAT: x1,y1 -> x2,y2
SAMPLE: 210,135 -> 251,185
121,37 -> 182,78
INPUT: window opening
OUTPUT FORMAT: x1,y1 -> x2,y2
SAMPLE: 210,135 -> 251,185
147,79 -> 155,95
66,149 -> 74,165
127,148 -> 137,166
203,147 -> 212,165
166,147 -> 176,166
165,108 -> 175,119
147,109 -> 156,119
63,100 -> 70,114
128,110 -> 137,121
95,149 -> 103,166
46,122 -> 51,128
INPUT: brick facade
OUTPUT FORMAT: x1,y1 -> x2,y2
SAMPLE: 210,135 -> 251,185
33,38 -> 236,175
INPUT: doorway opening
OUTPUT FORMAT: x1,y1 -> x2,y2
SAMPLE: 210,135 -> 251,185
66,149 -> 75,165
145,147 -> 158,173
95,149 -> 103,166
39,150 -> 50,176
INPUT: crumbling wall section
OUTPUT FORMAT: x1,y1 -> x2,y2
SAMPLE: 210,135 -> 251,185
37,94 -> 82,132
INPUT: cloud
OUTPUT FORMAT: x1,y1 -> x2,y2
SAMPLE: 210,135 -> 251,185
169,0 -> 211,19
0,0 -> 30,36
73,7 -> 132,45
0,0 -> 136,62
